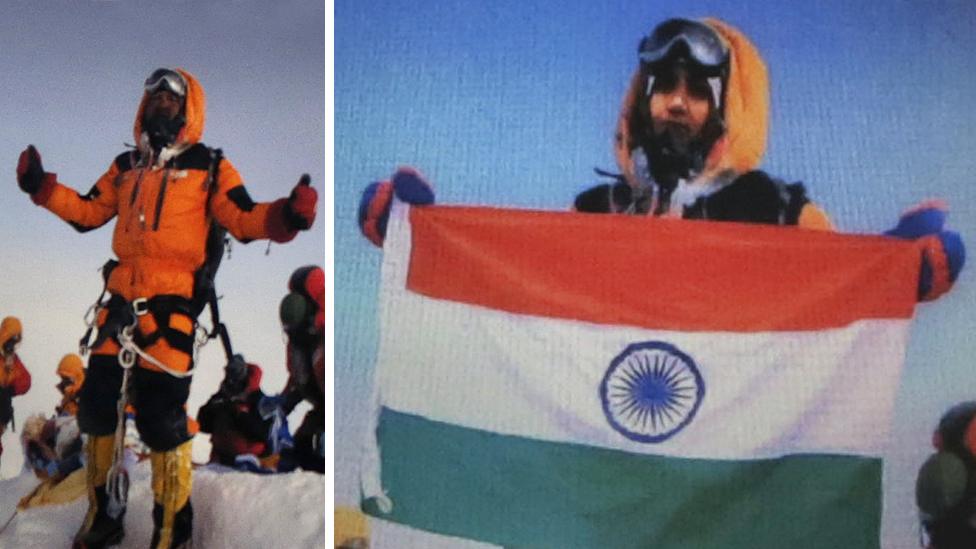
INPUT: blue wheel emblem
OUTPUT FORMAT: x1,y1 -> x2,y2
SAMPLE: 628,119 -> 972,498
600,341 -> 705,443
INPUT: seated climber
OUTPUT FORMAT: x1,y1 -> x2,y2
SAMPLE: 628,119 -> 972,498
197,356 -> 277,472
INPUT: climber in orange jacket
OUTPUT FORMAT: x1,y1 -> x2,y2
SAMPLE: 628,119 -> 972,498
16,67 -> 317,549
55,353 -> 85,417
0,316 -> 30,466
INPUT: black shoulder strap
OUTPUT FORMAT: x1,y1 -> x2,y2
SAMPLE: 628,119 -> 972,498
199,148 -> 235,362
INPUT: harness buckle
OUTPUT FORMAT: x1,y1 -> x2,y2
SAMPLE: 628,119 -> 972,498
132,298 -> 150,316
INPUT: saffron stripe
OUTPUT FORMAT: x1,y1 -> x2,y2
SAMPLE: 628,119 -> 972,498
405,205 -> 919,332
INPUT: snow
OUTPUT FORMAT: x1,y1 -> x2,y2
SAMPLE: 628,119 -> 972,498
0,459 -> 325,548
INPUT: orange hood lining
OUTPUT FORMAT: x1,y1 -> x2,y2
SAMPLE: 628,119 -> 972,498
134,67 -> 206,148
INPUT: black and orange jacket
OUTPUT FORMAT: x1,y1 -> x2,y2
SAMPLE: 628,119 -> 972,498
0,357 -> 29,397
0,357 -> 27,429
32,68 -> 298,302
0,317 -> 30,400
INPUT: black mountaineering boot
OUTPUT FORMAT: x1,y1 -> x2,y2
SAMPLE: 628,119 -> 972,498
72,485 -> 125,548
73,435 -> 125,548
151,501 -> 193,549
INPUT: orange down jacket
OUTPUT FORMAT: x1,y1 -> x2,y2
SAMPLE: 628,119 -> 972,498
0,317 -> 29,398
33,68 -> 297,302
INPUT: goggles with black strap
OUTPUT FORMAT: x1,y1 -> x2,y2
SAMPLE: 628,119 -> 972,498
639,18 -> 728,70
638,18 -> 728,106
144,68 -> 187,98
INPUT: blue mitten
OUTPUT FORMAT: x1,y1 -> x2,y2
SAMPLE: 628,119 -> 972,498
884,200 -> 965,301
357,167 -> 435,247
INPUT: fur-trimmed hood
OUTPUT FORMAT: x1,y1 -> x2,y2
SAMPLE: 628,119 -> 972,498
614,17 -> 769,189
134,67 -> 206,159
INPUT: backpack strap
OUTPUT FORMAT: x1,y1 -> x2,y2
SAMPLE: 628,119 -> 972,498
200,148 -> 235,362
81,147 -> 237,363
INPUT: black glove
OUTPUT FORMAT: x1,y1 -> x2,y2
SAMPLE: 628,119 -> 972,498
16,145 -> 47,195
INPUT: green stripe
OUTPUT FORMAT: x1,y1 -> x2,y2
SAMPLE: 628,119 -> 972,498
363,408 -> 881,549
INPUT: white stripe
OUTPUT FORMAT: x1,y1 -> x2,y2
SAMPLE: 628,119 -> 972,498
374,204 -> 910,461
361,201 -> 413,507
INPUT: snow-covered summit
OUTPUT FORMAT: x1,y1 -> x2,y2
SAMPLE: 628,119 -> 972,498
0,459 -> 325,548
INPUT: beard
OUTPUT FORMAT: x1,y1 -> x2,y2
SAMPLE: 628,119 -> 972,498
655,121 -> 696,155
143,113 -> 185,151
644,114 -> 725,188
644,121 -> 705,193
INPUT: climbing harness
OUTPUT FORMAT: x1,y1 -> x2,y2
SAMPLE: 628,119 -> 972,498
104,312 -> 137,520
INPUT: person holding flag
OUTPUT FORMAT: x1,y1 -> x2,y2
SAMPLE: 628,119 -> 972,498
358,17 -> 961,299
354,16 -> 965,549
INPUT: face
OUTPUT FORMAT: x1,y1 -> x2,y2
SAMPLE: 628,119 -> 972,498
144,89 -> 184,121
56,376 -> 72,395
648,66 -> 713,145
2,335 -> 19,355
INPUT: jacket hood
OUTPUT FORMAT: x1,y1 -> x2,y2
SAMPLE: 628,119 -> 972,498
614,17 -> 769,188
57,353 -> 85,394
134,67 -> 206,150
0,316 -> 22,350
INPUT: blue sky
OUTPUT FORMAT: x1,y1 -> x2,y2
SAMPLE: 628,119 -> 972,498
0,1 -> 325,475
336,1 -> 976,545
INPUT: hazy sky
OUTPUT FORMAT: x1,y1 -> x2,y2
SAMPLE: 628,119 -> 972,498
336,1 -> 976,546
0,1 -> 326,475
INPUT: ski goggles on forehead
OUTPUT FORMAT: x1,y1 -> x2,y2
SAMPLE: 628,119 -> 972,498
144,68 -> 187,97
638,18 -> 729,70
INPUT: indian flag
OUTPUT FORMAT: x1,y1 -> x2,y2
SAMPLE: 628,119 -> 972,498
361,202 -> 922,549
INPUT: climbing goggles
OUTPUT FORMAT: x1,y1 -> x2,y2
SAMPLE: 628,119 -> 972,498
638,18 -> 728,72
144,68 -> 187,98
